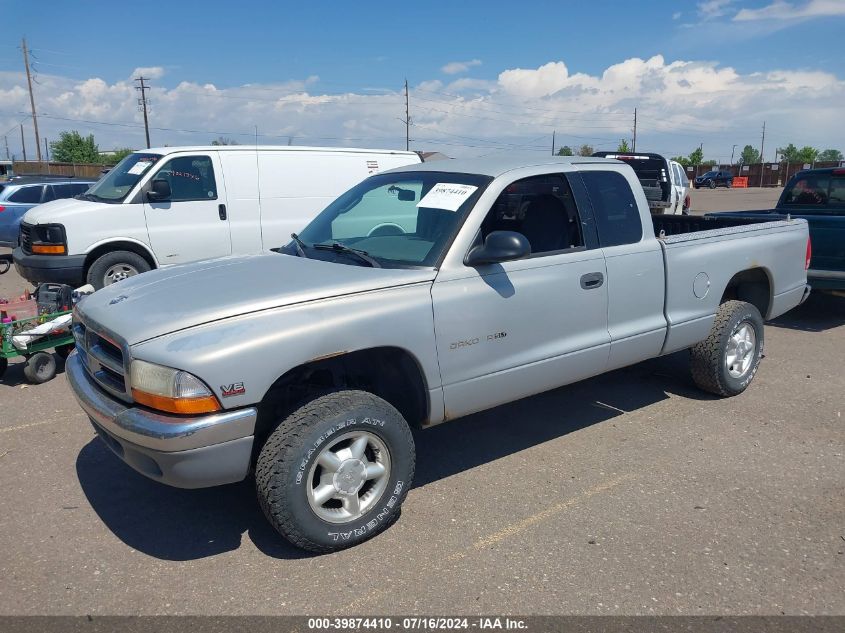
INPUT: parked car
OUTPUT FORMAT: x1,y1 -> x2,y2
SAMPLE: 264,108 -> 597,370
13,146 -> 421,289
694,170 -> 733,189
67,154 -> 810,552
0,179 -> 94,248
592,152 -> 686,214
707,167 -> 845,290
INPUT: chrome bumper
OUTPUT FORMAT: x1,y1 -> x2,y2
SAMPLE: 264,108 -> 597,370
800,284 -> 812,305
66,351 -> 257,452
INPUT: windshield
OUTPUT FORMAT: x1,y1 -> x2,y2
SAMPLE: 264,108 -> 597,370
85,153 -> 162,202
702,171 -> 718,178
291,171 -> 491,268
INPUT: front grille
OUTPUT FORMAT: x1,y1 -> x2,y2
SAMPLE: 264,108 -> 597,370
73,315 -> 132,402
19,223 -> 32,255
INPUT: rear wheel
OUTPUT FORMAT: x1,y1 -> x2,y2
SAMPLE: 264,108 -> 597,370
23,351 -> 57,384
690,300 -> 764,397
86,250 -> 151,290
726,179 -> 733,188
255,390 -> 415,552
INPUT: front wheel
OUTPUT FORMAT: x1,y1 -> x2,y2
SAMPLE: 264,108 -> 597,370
690,300 -> 764,397
86,250 -> 151,290
255,390 -> 415,553
708,180 -> 716,189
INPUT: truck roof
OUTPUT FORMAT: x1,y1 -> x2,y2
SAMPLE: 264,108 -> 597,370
385,154 -> 620,178
142,145 -> 420,157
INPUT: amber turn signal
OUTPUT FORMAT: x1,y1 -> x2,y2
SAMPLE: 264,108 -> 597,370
32,244 -> 66,255
131,389 -> 222,415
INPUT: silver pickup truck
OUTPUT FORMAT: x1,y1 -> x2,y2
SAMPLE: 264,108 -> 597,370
66,155 -> 811,552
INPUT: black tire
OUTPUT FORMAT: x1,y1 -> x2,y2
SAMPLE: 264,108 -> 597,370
726,179 -> 733,188
55,343 -> 74,360
690,300 -> 764,397
23,351 -> 57,384
86,250 -> 151,290
708,179 -> 716,189
0,357 -> 7,379
255,390 -> 415,553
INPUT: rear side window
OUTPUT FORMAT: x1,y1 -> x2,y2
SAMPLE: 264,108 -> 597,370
8,185 -> 43,204
151,155 -> 217,202
783,174 -> 830,206
51,183 -> 89,199
580,171 -> 642,247
828,176 -> 845,205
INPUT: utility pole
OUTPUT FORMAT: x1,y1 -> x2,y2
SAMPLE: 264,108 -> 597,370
551,130 -> 556,156
43,137 -> 49,161
730,144 -> 737,164
632,108 -> 637,152
3,135 -> 9,160
404,78 -> 410,152
135,76 -> 151,148
759,121 -> 766,187
20,124 -> 27,161
21,38 -> 42,162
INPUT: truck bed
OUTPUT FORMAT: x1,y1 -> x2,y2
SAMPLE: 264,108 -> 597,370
651,213 -> 781,238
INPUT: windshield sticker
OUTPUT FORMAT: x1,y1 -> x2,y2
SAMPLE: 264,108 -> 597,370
127,161 -> 153,176
417,183 -> 478,212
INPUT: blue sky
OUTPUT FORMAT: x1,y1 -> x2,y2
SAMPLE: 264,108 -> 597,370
2,0 -> 844,160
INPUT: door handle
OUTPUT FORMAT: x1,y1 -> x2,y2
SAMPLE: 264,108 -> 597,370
580,272 -> 604,289
218,204 -> 227,220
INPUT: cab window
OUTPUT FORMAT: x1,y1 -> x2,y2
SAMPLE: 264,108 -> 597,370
478,174 -> 584,256
783,174 -> 830,206
151,156 -> 217,202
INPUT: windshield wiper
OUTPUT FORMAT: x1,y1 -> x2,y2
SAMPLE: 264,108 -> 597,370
290,233 -> 309,259
313,242 -> 382,268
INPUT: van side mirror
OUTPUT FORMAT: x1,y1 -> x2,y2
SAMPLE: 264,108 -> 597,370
464,231 -> 531,266
147,178 -> 171,202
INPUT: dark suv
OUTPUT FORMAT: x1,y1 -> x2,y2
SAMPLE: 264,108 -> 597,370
694,170 -> 733,189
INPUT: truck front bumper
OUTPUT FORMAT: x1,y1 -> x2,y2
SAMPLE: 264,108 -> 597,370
67,351 -> 257,488
13,247 -> 86,286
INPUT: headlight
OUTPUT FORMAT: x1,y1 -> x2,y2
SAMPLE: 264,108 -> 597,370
31,223 -> 67,255
130,359 -> 221,414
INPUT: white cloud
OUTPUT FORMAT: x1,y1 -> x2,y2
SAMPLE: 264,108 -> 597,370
441,59 -> 482,75
2,54 -> 843,163
697,0 -> 735,19
131,66 -> 165,80
734,0 -> 845,21
672,11 -> 682,19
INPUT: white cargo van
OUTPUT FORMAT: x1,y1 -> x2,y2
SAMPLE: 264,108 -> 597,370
13,146 -> 421,288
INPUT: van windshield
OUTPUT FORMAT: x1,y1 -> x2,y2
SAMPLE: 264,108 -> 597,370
289,171 -> 491,268
84,153 -> 162,203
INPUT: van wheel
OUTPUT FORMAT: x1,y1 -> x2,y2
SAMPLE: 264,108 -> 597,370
255,390 -> 415,553
24,352 -> 57,384
690,300 -> 764,397
86,251 -> 151,289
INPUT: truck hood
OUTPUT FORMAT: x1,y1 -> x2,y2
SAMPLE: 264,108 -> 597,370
24,197 -> 103,224
77,253 -> 436,345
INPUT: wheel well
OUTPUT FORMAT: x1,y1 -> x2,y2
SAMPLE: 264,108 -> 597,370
254,347 -> 429,447
84,242 -> 157,275
720,268 -> 771,318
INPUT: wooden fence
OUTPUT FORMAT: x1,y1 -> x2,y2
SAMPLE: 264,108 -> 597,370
682,160 -> 843,187
10,161 -> 108,179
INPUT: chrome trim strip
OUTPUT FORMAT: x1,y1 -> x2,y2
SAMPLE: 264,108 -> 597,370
73,307 -> 134,403
67,352 -> 257,452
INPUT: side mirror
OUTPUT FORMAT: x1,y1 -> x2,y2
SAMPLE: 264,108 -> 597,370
464,230 -> 531,267
146,178 -> 171,202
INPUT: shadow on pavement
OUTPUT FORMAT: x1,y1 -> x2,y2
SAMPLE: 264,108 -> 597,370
76,349 -> 708,562
769,291 -> 845,333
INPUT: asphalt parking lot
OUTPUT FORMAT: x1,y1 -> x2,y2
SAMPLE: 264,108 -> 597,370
0,188 -> 842,616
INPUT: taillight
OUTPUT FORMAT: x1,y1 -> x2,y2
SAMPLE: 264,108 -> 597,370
0,205 -> 5,212
805,238 -> 812,271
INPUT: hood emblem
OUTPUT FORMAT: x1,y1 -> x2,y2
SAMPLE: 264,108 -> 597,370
109,295 -> 129,305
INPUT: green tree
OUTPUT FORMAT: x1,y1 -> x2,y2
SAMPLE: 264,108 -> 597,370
777,143 -> 801,162
578,144 -> 594,156
739,145 -> 760,165
556,145 -> 573,156
211,137 -> 239,146
50,131 -> 100,163
617,139 -> 630,152
797,146 -> 818,164
688,147 -> 704,166
670,155 -> 691,167
100,148 -> 134,165
818,148 -> 843,162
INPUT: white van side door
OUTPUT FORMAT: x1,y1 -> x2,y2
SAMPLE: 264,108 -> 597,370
142,153 -> 231,264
